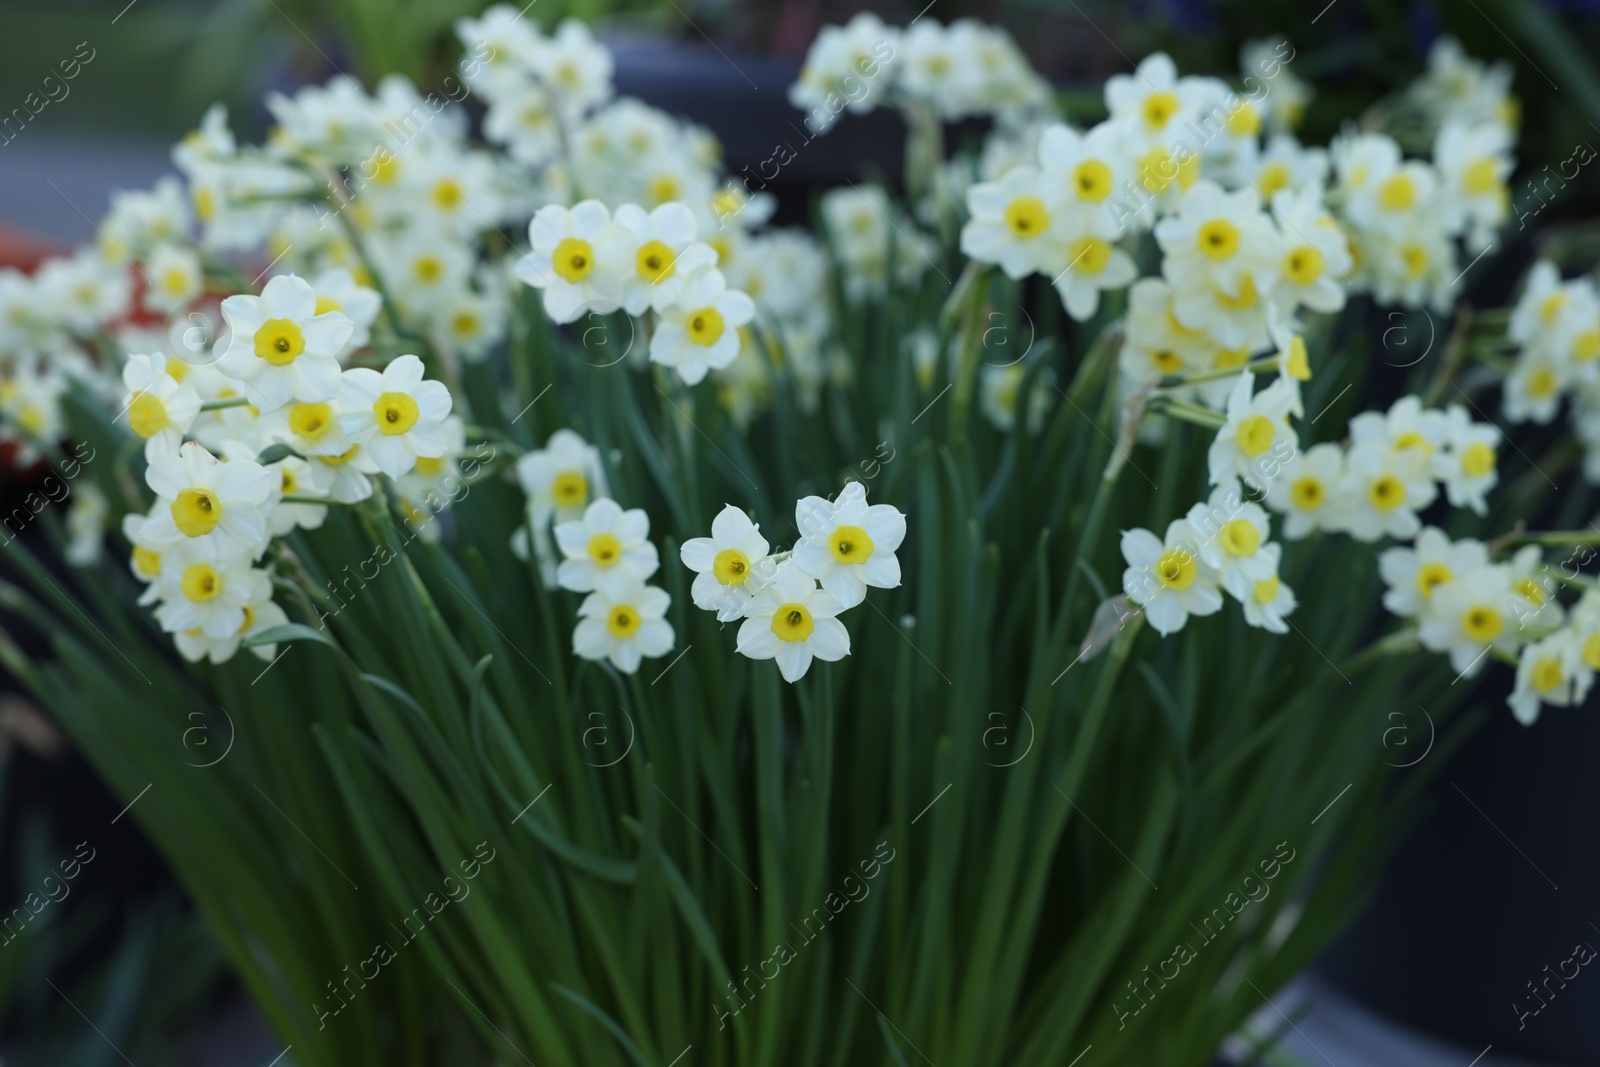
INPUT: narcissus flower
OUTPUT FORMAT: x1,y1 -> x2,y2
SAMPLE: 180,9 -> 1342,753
1377,527 -> 1487,619
608,202 -> 716,315
793,481 -> 906,609
218,273 -> 353,406
122,353 -> 201,460
1418,564 -> 1522,678
174,586 -> 289,665
1224,542 -> 1297,634
516,428 -> 608,525
515,200 -> 618,323
961,166 -> 1065,280
1508,632 -> 1579,725
554,498 -> 660,598
736,560 -> 850,683
337,354 -> 453,478
1208,371 -> 1297,490
1339,440 -> 1436,542
1432,405 -> 1499,515
650,266 -> 754,385
141,441 -> 272,558
680,504 -> 772,622
1121,520 -> 1223,636
573,583 -> 674,673
1264,442 -> 1344,539
152,544 -> 267,638
309,267 -> 383,351
1185,481 -> 1276,588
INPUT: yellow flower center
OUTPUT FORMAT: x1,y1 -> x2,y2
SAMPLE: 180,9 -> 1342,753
1378,174 -> 1416,211
1236,414 -> 1276,457
1155,548 -> 1197,590
128,391 -> 169,438
238,604 -> 256,634
1417,563 -> 1453,598
289,402 -> 334,442
1529,657 -> 1563,693
1285,246 -> 1324,286
181,562 -> 221,602
1585,633 -> 1600,671
1461,605 -> 1502,643
1461,441 -> 1496,478
636,240 -> 676,283
1572,330 -> 1600,363
553,471 -> 588,508
314,295 -> 344,316
1368,475 -> 1404,511
193,187 -> 216,223
1284,335 -> 1311,380
1290,477 -> 1324,510
1069,237 -> 1112,276
1138,148 -> 1176,194
415,455 -> 444,477
1258,162 -> 1291,197
1226,103 -> 1261,137
1218,519 -> 1261,557
1462,158 -> 1499,195
1528,368 -> 1556,399
687,307 -> 725,346
322,444 -> 361,466
587,531 -> 622,566
374,392 -> 419,436
1215,275 -> 1259,311
1153,349 -> 1184,374
606,605 -> 642,637
1215,346 -> 1250,369
647,174 -> 681,204
1072,160 -> 1112,202
1197,219 -> 1240,261
451,311 -> 479,338
281,467 -> 297,493
1004,196 -> 1049,239
1401,244 -> 1428,277
432,180 -> 463,209
1142,91 -> 1180,130
828,524 -> 874,563
254,319 -> 306,366
713,548 -> 751,585
1252,574 -> 1280,603
414,256 -> 444,284
1516,578 -> 1545,606
553,237 -> 595,283
771,603 -> 815,643
133,545 -> 161,577
1540,292 -> 1567,324
172,488 -> 221,537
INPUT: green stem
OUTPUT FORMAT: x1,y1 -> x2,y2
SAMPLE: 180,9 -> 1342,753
1156,398 -> 1227,429
1158,356 -> 1276,388
200,396 -> 252,412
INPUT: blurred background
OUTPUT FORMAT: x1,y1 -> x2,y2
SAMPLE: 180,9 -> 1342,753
1,0 -> 1598,1063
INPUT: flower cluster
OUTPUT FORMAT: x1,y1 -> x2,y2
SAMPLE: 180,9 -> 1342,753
679,483 -> 906,683
1504,261 -> 1600,449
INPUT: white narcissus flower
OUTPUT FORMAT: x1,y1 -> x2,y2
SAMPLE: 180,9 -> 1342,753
259,397 -> 354,458
793,481 -> 906,609
1036,121 -> 1128,233
337,354 -> 452,479
307,443 -> 380,504
152,543 -> 267,639
516,427 -> 608,526
1185,481 -> 1276,589
1224,542 -> 1298,634
1340,440 -> 1436,543
680,504 -> 772,622
144,243 -> 203,314
1208,371 -> 1298,490
1050,227 -> 1137,322
1266,302 -> 1311,417
309,267 -> 383,351
1504,545 -> 1566,633
650,266 -> 754,385
960,166 -> 1066,280
573,583 -> 674,674
264,455 -> 329,535
1377,527 -> 1488,619
1432,404 -> 1499,515
515,200 -> 618,324
174,583 -> 290,665
1263,442 -> 1344,539
554,498 -> 660,598
1156,180 -> 1281,308
140,441 -> 272,558
736,560 -> 850,683
218,273 -> 353,406
122,352 -> 201,460
64,484 -> 109,568
1120,520 -> 1223,636
608,202 -> 717,315
1508,631 -> 1579,726
1418,564 -> 1523,678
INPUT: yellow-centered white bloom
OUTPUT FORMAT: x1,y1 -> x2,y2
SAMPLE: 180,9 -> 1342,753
174,584 -> 289,665
736,560 -> 850,683
516,428 -> 608,528
1158,181 -> 1282,326
152,543 -> 268,639
218,273 -> 353,406
1431,404 -> 1499,515
1268,183 -> 1350,315
607,202 -> 717,315
554,497 -> 660,599
140,441 -> 272,557
336,354 -> 453,479
793,481 -> 906,609
1418,563 -> 1524,678
1185,481 -> 1276,588
961,166 -> 1068,280
1208,371 -> 1297,490
573,583 -> 674,674
143,243 -> 203,314
515,200 -> 619,324
308,267 -> 382,351
122,352 -> 201,461
1508,631 -> 1580,726
1120,520 -> 1223,636
1339,440 -> 1436,543
1264,442 -> 1345,539
1377,527 -> 1488,619
650,266 -> 755,386
680,504 -> 772,622
1225,542 -> 1297,634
